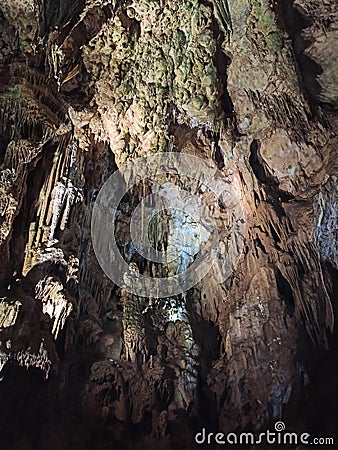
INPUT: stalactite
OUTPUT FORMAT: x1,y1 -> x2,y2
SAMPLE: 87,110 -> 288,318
0,0 -> 337,447
0,299 -> 21,328
23,136 -> 83,274
0,341 -> 51,379
121,286 -> 146,364
35,277 -> 73,339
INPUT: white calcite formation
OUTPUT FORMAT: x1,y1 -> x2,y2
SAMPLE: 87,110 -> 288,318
35,277 -> 73,339
0,299 -> 21,329
0,341 -> 51,379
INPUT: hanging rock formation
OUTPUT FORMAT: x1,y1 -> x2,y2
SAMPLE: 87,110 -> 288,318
0,0 -> 337,449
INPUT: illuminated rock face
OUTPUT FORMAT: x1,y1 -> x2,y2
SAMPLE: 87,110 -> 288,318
0,0 -> 337,449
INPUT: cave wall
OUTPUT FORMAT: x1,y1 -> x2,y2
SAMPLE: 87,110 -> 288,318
0,0 -> 337,449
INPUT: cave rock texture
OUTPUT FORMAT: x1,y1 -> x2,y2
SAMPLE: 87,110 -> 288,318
0,0 -> 337,449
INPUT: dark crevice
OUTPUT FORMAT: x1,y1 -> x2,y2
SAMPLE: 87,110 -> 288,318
39,0 -> 86,37
249,139 -> 268,183
206,1 -> 239,145
213,134 -> 225,169
275,268 -> 295,316
253,237 -> 267,256
269,223 -> 281,244
214,48 -> 238,140
249,139 -> 294,218
284,262 -> 338,441
274,0 -> 328,110
0,364 -> 46,447
186,291 -> 220,432
253,190 -> 260,207
118,9 -> 141,44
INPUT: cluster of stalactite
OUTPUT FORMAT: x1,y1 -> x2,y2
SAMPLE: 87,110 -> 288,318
0,0 -> 337,448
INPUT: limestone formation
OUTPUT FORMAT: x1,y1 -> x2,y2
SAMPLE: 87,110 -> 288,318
0,0 -> 337,448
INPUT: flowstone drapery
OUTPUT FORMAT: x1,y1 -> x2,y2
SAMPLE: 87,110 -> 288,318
0,0 -> 337,448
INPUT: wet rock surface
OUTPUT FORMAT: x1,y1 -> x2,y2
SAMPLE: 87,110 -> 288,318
0,0 -> 337,449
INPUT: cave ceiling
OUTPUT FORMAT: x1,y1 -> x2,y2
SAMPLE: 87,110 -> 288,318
0,0 -> 337,449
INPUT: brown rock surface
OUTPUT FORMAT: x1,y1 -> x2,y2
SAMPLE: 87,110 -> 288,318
0,0 -> 337,449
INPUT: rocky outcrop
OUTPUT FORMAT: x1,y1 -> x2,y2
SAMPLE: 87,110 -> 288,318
0,0 -> 337,449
